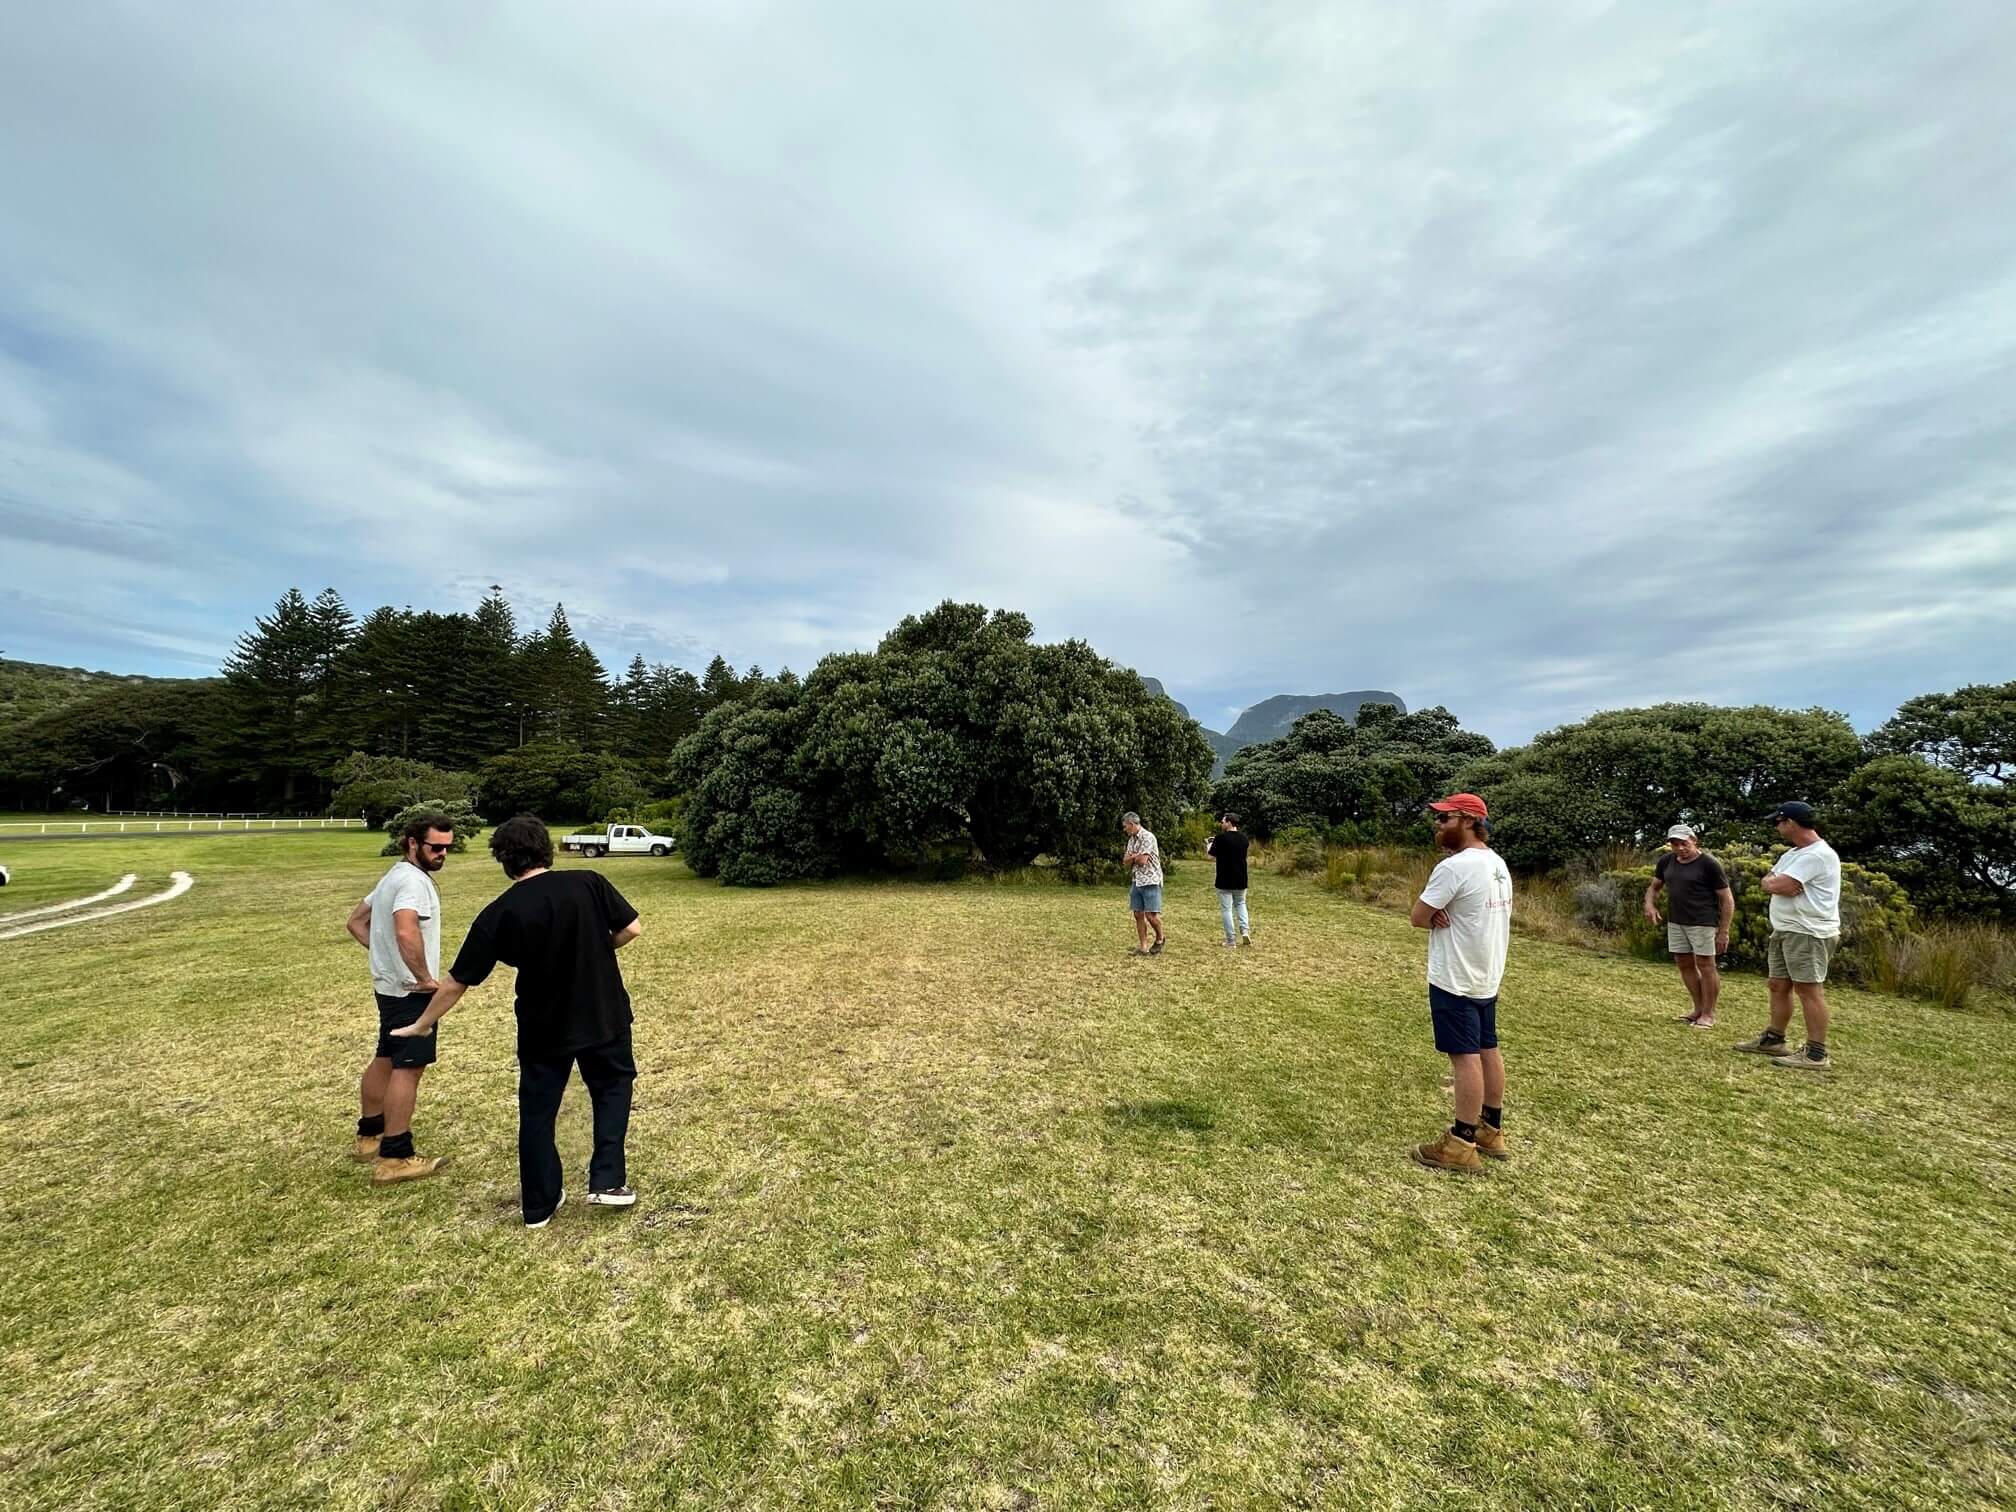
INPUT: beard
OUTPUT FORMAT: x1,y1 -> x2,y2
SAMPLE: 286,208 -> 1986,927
1435,825 -> 1463,852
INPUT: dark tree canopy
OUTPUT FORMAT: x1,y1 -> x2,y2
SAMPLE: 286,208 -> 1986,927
1470,703 -> 1865,871
1210,704 -> 1494,841
0,587 -> 757,815
1828,755 -> 2016,919
1868,681 -> 2016,784
670,601 -> 1214,885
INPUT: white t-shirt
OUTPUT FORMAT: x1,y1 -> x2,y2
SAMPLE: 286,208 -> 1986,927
1768,838 -> 1841,936
366,860 -> 441,997
1420,845 -> 1513,999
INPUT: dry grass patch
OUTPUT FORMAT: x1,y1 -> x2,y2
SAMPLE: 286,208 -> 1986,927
0,832 -> 2012,1508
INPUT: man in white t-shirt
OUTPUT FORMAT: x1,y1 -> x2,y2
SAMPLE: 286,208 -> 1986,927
1409,792 -> 1514,1174
1734,800 -> 1843,1071
344,812 -> 456,1184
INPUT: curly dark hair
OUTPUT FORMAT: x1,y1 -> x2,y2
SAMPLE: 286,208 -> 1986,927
400,811 -> 454,854
488,814 -> 554,877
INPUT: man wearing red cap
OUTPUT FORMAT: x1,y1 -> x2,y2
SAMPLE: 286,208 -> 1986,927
1409,792 -> 1513,1174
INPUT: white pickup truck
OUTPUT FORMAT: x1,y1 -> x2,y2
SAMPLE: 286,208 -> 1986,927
560,824 -> 676,859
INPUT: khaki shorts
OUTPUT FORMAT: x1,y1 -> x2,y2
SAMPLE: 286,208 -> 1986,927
1667,923 -> 1719,956
1767,931 -> 1838,984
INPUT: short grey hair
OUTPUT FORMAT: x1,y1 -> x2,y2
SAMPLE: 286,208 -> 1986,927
1121,811 -> 1140,826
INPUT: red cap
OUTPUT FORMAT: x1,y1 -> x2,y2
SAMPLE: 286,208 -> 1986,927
1428,792 -> 1488,819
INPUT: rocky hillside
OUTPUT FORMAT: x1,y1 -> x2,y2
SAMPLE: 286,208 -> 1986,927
1139,676 -> 1407,776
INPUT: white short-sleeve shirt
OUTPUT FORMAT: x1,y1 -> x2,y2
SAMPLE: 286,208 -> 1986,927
365,860 -> 441,996
1419,845 -> 1513,1000
1768,838 -> 1841,936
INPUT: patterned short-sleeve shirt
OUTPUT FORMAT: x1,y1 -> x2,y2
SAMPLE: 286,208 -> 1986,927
1126,828 -> 1163,887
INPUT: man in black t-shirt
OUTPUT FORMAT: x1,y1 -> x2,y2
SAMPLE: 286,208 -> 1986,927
1204,813 -> 1252,947
1643,824 -> 1734,1029
392,814 -> 643,1228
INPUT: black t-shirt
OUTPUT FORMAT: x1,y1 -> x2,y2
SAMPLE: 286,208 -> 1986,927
1207,829 -> 1250,890
449,871 -> 639,1055
1654,851 -> 1730,927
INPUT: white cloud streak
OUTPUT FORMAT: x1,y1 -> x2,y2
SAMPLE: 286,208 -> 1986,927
1,0 -> 2012,739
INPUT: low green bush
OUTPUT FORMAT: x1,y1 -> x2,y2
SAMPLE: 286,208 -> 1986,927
378,799 -> 485,856
1271,826 -> 1325,876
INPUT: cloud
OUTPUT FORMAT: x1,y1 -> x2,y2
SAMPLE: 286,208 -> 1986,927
2,0 -> 2012,744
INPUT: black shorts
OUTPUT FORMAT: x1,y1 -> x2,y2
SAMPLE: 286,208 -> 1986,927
374,991 -> 439,1068
1429,984 -> 1499,1056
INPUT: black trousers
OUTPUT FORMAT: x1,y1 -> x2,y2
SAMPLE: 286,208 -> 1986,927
518,1028 -> 636,1223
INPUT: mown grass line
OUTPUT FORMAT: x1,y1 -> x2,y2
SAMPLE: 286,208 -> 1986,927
0,833 -> 2011,1508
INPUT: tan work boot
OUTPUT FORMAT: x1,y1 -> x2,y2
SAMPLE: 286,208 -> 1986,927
353,1135 -> 381,1162
1410,1130 -> 1484,1175
1473,1122 -> 1509,1161
373,1153 -> 448,1186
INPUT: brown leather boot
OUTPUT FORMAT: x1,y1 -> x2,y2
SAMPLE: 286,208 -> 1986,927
353,1135 -> 381,1162
1473,1122 -> 1509,1161
372,1153 -> 448,1185
1410,1129 -> 1484,1174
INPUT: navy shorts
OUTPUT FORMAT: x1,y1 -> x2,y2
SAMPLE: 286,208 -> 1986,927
1428,984 -> 1498,1055
374,991 -> 439,1068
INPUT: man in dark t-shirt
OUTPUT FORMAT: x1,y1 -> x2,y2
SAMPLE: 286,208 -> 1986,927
1204,813 -> 1253,947
392,814 -> 643,1228
1643,824 -> 1734,1029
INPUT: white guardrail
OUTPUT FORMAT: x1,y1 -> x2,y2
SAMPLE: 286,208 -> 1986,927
0,818 -> 370,836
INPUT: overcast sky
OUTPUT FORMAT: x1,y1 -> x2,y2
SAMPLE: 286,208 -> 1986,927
3,2 -> 2012,744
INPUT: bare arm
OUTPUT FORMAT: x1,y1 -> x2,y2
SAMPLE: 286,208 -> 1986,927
389,974 -> 470,1037
346,898 -> 372,948
1717,886 -> 1735,937
1642,878 -> 1664,923
612,919 -> 641,950
1410,899 -> 1451,929
1760,873 -> 1804,897
392,909 -> 439,990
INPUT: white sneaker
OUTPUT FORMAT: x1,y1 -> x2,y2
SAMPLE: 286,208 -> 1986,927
526,1190 -> 566,1229
587,1187 -> 638,1207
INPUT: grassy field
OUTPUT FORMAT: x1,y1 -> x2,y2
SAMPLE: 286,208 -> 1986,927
1,833 -> 2012,1509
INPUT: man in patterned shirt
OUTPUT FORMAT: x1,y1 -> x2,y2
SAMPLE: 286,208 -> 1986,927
1121,811 -> 1166,956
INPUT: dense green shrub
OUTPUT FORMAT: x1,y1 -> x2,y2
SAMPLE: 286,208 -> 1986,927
670,602 -> 1211,886
1270,825 -> 1325,875
1469,704 -> 1865,871
1828,755 -> 2015,920
378,798 -> 485,856
1211,705 -> 1494,841
473,743 -> 650,824
329,753 -> 476,829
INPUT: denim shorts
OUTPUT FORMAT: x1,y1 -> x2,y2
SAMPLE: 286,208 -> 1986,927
1129,884 -> 1164,913
1428,984 -> 1498,1055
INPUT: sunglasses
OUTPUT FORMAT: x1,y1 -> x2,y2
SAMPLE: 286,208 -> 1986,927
420,841 -> 453,853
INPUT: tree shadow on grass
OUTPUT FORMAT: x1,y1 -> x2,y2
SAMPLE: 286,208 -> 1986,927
1103,1098 -> 1218,1135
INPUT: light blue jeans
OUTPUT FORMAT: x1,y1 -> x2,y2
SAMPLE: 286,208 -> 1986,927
1216,888 -> 1249,941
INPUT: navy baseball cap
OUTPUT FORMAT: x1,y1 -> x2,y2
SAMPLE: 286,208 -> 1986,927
1766,801 -> 1816,825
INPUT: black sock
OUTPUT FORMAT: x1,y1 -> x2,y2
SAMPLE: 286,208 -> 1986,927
358,1113 -> 386,1137
1806,1041 -> 1827,1060
1451,1120 -> 1478,1143
1761,1029 -> 1786,1045
1481,1105 -> 1502,1129
378,1130 -> 415,1160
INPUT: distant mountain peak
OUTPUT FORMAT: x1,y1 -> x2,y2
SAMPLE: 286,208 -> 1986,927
1225,691 -> 1407,745
1135,676 -> 1407,778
